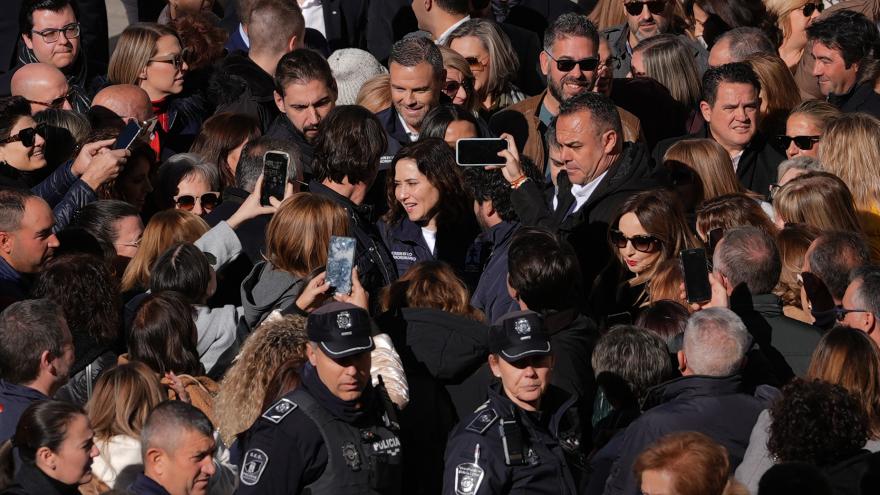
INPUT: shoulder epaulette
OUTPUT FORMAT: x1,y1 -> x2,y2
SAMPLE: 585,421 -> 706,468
465,407 -> 498,435
261,398 -> 297,424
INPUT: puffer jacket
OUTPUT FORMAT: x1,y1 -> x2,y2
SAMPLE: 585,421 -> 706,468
0,160 -> 96,232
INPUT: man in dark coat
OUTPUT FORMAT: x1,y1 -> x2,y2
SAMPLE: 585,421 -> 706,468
0,299 -> 73,442
601,308 -> 778,495
714,226 -> 823,381
652,63 -> 784,196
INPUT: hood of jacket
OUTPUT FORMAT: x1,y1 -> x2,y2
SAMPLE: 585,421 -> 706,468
379,307 -> 489,383
211,52 -> 276,104
240,261 -> 304,328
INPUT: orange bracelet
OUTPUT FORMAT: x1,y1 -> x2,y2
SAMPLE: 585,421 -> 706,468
509,175 -> 528,189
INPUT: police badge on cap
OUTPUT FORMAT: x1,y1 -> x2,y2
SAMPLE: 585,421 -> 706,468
489,310 -> 550,363
307,302 -> 374,358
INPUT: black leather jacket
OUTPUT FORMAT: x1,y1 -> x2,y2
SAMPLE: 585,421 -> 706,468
0,160 -> 96,232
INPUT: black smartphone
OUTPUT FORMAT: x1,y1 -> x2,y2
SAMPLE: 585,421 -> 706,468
113,120 -> 143,150
456,138 -> 508,166
680,248 -> 712,303
261,151 -> 289,207
326,236 -> 356,295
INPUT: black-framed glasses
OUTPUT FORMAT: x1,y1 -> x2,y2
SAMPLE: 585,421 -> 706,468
149,54 -> 185,71
31,23 -> 81,43
609,229 -> 662,253
624,0 -> 667,16
544,51 -> 600,72
801,2 -> 824,16
835,306 -> 871,322
174,192 -> 220,212
774,135 -> 821,151
600,55 -> 623,71
443,79 -> 473,95
1,124 -> 47,147
25,91 -> 72,109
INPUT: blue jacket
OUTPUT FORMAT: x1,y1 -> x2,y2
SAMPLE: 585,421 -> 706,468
0,381 -> 48,443
128,473 -> 171,495
0,160 -> 97,233
470,221 -> 519,325
374,107 -> 406,167
0,255 -> 26,311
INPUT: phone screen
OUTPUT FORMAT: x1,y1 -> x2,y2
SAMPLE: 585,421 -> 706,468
326,236 -> 357,295
680,248 -> 712,303
261,151 -> 289,206
456,138 -> 508,166
113,120 -> 142,150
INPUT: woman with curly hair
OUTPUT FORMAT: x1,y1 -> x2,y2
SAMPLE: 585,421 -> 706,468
32,253 -> 122,406
736,326 -> 880,492
213,315 -> 309,447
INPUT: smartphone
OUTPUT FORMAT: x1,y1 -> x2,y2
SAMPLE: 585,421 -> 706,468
680,248 -> 712,304
261,151 -> 289,207
326,236 -> 356,295
113,120 -> 143,150
456,138 -> 508,166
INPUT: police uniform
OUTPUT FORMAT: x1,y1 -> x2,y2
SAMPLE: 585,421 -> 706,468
235,303 -> 403,494
441,311 -> 588,495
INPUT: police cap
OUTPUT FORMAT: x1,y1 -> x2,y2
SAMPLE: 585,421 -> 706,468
306,302 -> 374,358
489,310 -> 551,363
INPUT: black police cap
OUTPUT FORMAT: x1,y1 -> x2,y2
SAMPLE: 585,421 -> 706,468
306,302 -> 374,358
489,310 -> 551,363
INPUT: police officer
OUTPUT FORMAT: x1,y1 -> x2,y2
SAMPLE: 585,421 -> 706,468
442,311 -> 587,495
235,302 -> 403,494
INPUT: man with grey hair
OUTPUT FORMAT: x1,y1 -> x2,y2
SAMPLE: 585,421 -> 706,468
708,27 -> 776,67
129,401 -> 217,495
713,226 -> 821,379
841,265 -> 880,348
600,307 -> 777,495
377,36 -> 445,151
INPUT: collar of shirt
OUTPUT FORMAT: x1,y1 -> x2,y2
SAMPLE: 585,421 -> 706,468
571,170 -> 609,213
397,112 -> 420,141
436,15 -> 470,45
299,0 -> 326,37
731,150 -> 744,172
239,23 -> 250,48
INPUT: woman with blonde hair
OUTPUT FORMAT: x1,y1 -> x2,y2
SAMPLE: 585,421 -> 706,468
82,362 -> 165,493
819,112 -> 880,258
355,73 -> 391,114
763,0 -> 824,69
736,326 -> 880,492
774,223 -> 819,323
446,18 -> 524,117
214,315 -> 309,446
773,172 -> 863,235
631,34 -> 702,127
438,46 -> 479,115
121,209 -> 209,293
777,99 -> 840,160
745,53 -> 802,136
240,193 -> 349,328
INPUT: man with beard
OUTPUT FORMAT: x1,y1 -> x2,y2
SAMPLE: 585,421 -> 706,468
603,0 -> 706,78
490,13 -> 642,173
267,49 -> 337,176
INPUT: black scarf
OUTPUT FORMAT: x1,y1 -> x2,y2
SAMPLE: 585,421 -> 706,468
300,361 -> 374,424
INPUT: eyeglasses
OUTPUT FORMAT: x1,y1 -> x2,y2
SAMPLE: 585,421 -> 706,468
25,91 -> 72,109
149,54 -> 185,71
800,2 -> 824,16
609,229 -> 662,253
835,306 -> 871,322
774,135 -> 821,151
544,51 -> 600,72
174,192 -> 220,212
624,0 -> 667,16
600,56 -> 623,71
31,23 -> 81,43
443,79 -> 473,95
1,124 -> 47,147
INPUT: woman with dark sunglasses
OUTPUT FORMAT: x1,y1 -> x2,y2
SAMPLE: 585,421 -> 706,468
765,0 -> 824,69
778,99 -> 841,159
155,153 -> 220,217
596,189 -> 700,316
439,47 -> 480,115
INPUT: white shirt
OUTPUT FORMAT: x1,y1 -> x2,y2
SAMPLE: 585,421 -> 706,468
552,170 -> 609,213
299,0 -> 326,38
397,112 -> 419,141
435,15 -> 470,45
422,227 -> 437,254
239,23 -> 250,48
731,150 -> 744,172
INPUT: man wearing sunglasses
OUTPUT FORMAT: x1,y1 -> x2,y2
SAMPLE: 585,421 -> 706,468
806,10 -> 880,119
840,266 -> 880,348
602,0 -> 705,78
10,63 -> 72,114
653,63 -> 783,196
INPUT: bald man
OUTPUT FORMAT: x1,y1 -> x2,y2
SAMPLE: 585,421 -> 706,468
89,84 -> 154,130
10,63 -> 72,114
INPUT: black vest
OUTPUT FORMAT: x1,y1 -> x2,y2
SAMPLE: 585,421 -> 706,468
291,387 -> 404,495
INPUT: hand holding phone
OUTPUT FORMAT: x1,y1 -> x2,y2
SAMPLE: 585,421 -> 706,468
326,236 -> 356,295
456,138 -> 508,166
261,151 -> 289,207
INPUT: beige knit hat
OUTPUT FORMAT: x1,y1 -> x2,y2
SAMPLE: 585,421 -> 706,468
328,48 -> 388,106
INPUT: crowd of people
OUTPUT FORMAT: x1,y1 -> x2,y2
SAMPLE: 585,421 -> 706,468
3,0 -> 880,493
